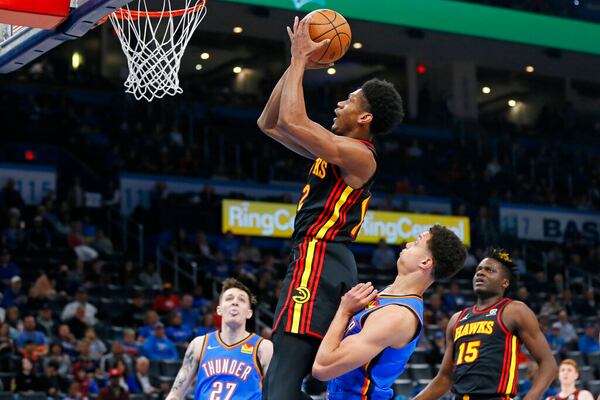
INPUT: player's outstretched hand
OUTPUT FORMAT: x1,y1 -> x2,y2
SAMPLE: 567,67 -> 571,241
287,16 -> 330,64
339,282 -> 378,317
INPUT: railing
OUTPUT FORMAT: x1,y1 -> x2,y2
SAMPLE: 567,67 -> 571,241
106,205 -> 144,266
155,244 -> 199,291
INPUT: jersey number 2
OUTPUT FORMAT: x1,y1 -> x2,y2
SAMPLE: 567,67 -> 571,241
297,184 -> 310,211
456,340 -> 481,365
209,382 -> 237,400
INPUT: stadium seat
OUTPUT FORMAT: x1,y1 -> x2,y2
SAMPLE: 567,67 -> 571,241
393,379 -> 414,398
129,394 -> 147,400
161,360 -> 181,377
587,380 -> 600,397
411,348 -> 428,364
159,375 -> 175,387
579,365 -> 594,383
397,366 -> 411,380
586,352 -> 600,376
408,364 -> 433,380
150,360 -> 161,376
566,351 -> 585,367
19,393 -> 47,400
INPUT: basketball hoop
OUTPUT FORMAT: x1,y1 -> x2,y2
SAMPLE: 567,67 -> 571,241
107,0 -> 207,101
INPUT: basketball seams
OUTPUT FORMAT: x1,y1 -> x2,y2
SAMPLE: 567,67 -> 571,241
307,9 -> 351,63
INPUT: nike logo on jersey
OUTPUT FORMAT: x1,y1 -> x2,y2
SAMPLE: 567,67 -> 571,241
207,345 -> 220,350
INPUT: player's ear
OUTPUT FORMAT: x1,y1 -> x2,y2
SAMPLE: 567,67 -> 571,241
502,278 -> 509,290
246,308 -> 253,320
420,256 -> 434,272
216,305 -> 223,316
358,112 -> 373,126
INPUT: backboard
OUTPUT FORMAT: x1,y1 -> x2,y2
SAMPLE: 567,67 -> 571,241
0,0 -> 133,73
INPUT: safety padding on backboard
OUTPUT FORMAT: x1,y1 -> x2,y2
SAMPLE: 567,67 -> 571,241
0,0 -> 71,29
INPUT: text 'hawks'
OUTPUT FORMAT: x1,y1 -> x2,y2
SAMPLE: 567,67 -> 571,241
454,321 -> 495,341
201,358 -> 253,381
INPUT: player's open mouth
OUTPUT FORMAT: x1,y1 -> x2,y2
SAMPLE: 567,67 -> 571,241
474,278 -> 485,285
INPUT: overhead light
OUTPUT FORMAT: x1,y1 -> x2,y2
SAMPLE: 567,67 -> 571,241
233,26 -> 243,34
525,65 -> 535,73
200,52 -> 210,60
233,66 -> 242,74
352,42 -> 363,49
508,99 -> 517,107
327,67 -> 336,75
195,64 -> 202,71
482,86 -> 491,94
71,51 -> 82,70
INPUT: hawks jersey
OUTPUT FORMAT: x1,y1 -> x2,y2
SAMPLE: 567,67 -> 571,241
194,332 -> 264,400
328,293 -> 424,400
546,390 -> 581,400
292,139 -> 376,245
452,298 -> 521,398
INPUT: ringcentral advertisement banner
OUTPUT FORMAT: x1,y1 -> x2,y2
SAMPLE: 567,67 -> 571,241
500,204 -> 600,243
222,199 -> 470,246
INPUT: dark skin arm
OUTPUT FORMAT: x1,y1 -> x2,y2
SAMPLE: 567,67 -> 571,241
413,311 -> 461,400
503,301 -> 557,400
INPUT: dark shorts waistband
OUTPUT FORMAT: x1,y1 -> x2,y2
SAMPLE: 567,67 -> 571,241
455,395 -> 513,400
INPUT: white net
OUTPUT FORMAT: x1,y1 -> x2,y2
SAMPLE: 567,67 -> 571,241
108,0 -> 207,101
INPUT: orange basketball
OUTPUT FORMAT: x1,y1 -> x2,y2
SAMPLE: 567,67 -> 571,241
305,9 -> 352,64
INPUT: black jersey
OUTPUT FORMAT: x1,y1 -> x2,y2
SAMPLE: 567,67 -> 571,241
292,139 -> 376,245
546,390 -> 582,400
452,298 -> 521,398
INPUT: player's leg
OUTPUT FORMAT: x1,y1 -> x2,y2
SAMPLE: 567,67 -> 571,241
262,329 -> 320,400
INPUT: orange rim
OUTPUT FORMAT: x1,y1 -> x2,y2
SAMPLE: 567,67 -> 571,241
100,0 -> 205,23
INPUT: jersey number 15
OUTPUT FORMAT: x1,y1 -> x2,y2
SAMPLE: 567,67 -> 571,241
456,340 -> 481,365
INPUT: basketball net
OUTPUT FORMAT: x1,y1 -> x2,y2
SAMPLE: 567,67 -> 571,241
108,0 -> 207,102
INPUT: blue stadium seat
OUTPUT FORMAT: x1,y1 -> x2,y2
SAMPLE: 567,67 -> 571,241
410,348 -> 428,364
408,364 -> 432,380
587,380 -> 600,398
566,351 -> 585,367
393,379 -> 414,398
579,365 -> 594,383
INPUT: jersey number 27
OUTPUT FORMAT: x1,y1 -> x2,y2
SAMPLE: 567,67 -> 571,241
209,381 -> 238,400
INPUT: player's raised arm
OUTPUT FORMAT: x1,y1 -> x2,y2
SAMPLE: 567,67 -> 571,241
165,336 -> 204,400
414,311 -> 461,400
504,301 -> 558,400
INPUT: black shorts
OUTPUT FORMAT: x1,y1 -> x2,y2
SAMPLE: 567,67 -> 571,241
272,238 -> 357,338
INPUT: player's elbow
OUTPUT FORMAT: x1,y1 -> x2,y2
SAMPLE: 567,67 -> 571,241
311,362 -> 334,381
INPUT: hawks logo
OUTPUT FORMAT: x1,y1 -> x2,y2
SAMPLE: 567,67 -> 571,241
292,286 -> 311,304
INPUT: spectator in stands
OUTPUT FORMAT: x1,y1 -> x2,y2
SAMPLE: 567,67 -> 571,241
12,357 -> 45,392
177,293 -> 199,328
118,260 -> 137,287
518,361 -> 558,399
425,293 -> 447,324
44,342 -> 72,377
540,293 -> 562,317
1,208 -> 25,250
140,323 -> 178,361
91,229 -> 114,256
100,342 -> 133,374
0,248 -> 19,286
2,276 -> 28,308
65,382 -> 84,400
192,285 -> 212,311
57,324 -> 78,356
194,312 -> 217,336
0,322 -> 14,370
562,289 -> 576,317
36,303 -> 57,339
239,236 -> 261,263
121,328 -> 140,358
68,221 -> 99,262
5,305 -> 22,333
27,215 -> 51,250
40,360 -> 70,397
0,178 -> 25,211
0,294 -> 4,323
556,310 -> 578,347
192,231 -> 213,261
578,288 -> 598,317
73,367 -> 100,397
210,251 -> 233,281
138,310 -> 161,339
16,315 -> 48,352
546,322 -> 566,354
218,230 -> 240,260
152,283 -> 181,314
443,282 -> 466,312
138,262 -> 162,290
29,271 -> 58,300
126,356 -> 159,395
61,288 -> 98,326
371,238 -> 396,270
84,327 -> 107,359
166,310 -> 193,344
546,359 -> 595,400
426,331 -> 446,366
578,323 -> 600,354
67,306 -> 90,339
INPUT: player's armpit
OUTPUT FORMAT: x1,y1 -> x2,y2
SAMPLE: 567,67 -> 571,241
165,336 -> 204,400
312,306 -> 417,381
413,311 -> 461,400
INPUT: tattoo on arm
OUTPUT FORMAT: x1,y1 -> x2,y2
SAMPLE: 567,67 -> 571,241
170,346 -> 196,394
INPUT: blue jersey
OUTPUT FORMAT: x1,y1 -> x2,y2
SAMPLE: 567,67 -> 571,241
194,332 -> 264,400
328,293 -> 424,400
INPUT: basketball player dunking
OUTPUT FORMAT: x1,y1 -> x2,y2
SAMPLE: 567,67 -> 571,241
166,279 -> 273,400
414,249 -> 558,400
313,225 -> 467,400
257,16 -> 403,400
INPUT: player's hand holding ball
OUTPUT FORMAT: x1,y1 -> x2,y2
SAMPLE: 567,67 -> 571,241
339,282 -> 378,317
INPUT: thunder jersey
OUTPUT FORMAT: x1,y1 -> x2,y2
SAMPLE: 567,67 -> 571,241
292,139 -> 376,244
194,332 -> 264,400
327,293 -> 424,400
452,298 -> 521,398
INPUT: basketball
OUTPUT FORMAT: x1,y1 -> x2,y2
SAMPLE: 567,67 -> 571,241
305,9 -> 352,64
